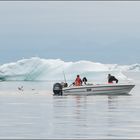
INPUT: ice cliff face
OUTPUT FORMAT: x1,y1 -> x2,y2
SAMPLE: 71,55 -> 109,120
0,57 -> 139,81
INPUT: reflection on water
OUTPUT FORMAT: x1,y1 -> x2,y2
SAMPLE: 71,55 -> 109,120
51,94 -> 140,139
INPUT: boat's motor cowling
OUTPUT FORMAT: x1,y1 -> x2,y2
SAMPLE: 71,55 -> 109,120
53,83 -> 63,96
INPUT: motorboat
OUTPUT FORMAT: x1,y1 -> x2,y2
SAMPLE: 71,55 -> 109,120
53,82 -> 135,96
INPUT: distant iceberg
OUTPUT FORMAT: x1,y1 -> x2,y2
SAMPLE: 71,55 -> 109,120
0,57 -> 139,81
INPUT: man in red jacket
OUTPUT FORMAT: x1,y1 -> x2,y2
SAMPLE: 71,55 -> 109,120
75,75 -> 82,86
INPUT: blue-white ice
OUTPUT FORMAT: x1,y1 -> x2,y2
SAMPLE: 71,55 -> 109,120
0,57 -> 139,82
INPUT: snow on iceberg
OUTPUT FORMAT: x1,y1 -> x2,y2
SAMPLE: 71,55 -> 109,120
0,57 -> 139,81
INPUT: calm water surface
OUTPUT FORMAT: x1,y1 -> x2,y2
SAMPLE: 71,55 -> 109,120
0,72 -> 140,139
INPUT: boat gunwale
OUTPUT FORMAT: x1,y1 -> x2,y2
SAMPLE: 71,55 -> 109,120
63,84 -> 135,91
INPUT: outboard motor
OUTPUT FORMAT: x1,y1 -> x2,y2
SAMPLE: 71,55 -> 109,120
53,83 -> 63,96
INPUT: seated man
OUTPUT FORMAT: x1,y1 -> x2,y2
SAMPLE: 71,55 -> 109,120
108,74 -> 118,83
82,77 -> 87,85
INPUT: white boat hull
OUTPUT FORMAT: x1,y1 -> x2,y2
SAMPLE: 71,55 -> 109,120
62,84 -> 135,96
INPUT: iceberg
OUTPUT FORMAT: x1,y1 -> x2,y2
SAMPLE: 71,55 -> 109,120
0,57 -> 139,81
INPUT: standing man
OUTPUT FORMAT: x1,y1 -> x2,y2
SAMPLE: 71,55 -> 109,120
75,75 -> 82,86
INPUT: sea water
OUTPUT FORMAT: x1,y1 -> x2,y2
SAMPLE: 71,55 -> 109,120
0,72 -> 139,139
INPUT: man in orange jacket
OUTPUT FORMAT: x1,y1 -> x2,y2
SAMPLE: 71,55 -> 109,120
75,75 -> 82,86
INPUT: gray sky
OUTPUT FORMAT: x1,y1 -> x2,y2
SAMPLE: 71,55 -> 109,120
0,1 -> 140,64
